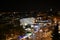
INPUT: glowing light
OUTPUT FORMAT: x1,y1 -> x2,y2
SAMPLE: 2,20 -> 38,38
31,25 -> 34,27
24,23 -> 27,25
25,28 -> 31,31
35,26 -> 38,28
39,29 -> 43,32
27,28 -> 31,31
23,36 -> 27,38
54,18 -> 57,23
58,31 -> 60,33
26,33 -> 32,37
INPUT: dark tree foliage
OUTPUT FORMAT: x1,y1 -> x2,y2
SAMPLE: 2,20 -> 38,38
0,12 -> 26,39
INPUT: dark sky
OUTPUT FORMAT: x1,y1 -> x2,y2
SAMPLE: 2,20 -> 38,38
0,0 -> 60,11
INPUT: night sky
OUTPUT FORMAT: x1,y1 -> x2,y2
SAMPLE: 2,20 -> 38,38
0,0 -> 60,11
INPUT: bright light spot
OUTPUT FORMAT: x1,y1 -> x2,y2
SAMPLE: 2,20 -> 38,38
23,36 -> 27,38
31,25 -> 34,27
58,25 -> 60,30
35,26 -> 38,28
27,33 -> 32,37
24,23 -> 27,25
58,31 -> 60,33
44,24 -> 46,26
54,18 -> 57,23
25,29 -> 27,30
25,28 -> 31,31
27,28 -> 31,31
39,29 -> 43,32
